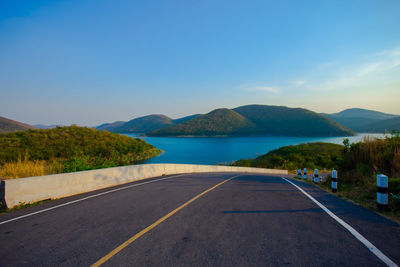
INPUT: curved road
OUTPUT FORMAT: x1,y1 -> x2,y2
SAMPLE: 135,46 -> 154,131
0,173 -> 399,266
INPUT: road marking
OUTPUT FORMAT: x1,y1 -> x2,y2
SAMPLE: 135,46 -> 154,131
91,175 -> 239,267
0,174 -> 188,225
281,177 -> 398,267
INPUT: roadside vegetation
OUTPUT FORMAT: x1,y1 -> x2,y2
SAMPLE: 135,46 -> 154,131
233,132 -> 400,221
0,126 -> 161,179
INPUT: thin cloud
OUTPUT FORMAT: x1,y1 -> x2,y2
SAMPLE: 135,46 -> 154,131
293,80 -> 306,86
357,62 -> 382,77
317,61 -> 339,70
309,46 -> 400,91
245,86 -> 280,94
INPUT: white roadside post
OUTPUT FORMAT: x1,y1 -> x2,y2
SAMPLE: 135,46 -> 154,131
377,174 -> 388,211
314,169 -> 319,183
297,169 -> 302,179
303,168 -> 307,180
331,169 -> 337,193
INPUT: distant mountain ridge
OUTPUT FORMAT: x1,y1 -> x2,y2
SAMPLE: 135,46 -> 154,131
34,124 -> 65,129
148,105 -> 354,137
358,117 -> 400,133
96,114 -> 201,133
321,108 -> 399,133
0,116 -> 37,133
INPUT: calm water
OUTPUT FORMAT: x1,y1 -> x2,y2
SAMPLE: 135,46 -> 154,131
126,133 -> 389,165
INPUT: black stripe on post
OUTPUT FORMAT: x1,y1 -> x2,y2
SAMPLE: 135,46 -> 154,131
377,187 -> 388,193
0,180 -> 7,210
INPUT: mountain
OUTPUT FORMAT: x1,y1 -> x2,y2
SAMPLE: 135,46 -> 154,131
148,105 -> 354,137
97,114 -> 202,133
0,116 -> 37,133
172,114 -> 201,124
96,121 -> 126,132
328,108 -> 396,120
322,108 -> 398,132
357,116 -> 400,133
148,109 -> 256,136
34,124 -> 65,129
111,114 -> 173,133
233,105 -> 353,136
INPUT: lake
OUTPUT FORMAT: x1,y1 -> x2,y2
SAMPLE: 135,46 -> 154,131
126,133 -> 388,165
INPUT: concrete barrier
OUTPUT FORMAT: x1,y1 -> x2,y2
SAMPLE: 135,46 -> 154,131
2,164 -> 287,208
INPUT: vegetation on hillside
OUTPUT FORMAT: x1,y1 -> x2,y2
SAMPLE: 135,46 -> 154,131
111,114 -> 173,133
232,142 -> 344,170
0,126 -> 160,179
233,105 -> 354,137
148,109 -> 256,136
322,108 -> 399,133
148,105 -> 354,137
97,114 -> 201,133
357,117 -> 400,133
0,116 -> 37,133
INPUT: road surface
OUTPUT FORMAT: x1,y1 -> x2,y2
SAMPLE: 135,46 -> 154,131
0,172 -> 399,266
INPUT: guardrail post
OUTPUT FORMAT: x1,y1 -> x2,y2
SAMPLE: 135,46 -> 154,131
303,168 -> 307,180
313,169 -> 319,183
377,174 -> 388,211
0,180 -> 7,210
297,169 -> 302,179
331,170 -> 337,193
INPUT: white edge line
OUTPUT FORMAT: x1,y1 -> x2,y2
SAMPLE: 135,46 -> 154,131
281,177 -> 398,267
0,174 -> 188,225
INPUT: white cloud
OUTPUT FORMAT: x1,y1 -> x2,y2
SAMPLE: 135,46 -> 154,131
357,62 -> 382,77
317,61 -> 339,70
253,86 -> 280,94
245,86 -> 280,94
293,80 -> 306,86
309,46 -> 400,92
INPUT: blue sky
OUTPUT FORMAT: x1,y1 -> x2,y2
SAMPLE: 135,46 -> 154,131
1,0 -> 400,126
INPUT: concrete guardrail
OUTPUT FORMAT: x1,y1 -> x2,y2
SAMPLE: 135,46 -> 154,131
1,163 -> 287,209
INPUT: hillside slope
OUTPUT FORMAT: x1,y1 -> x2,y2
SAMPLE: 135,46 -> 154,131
322,108 -> 398,132
108,115 -> 173,133
0,126 -> 160,163
357,116 -> 400,133
148,109 -> 256,136
233,142 -> 344,170
330,108 -> 396,120
96,121 -> 126,132
97,114 -> 202,133
0,116 -> 37,133
148,105 -> 354,137
233,105 -> 354,136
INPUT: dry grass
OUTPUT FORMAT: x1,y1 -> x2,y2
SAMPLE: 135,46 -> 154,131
0,159 -> 63,179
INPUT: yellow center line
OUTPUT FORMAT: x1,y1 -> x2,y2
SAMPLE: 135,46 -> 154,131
91,175 -> 239,267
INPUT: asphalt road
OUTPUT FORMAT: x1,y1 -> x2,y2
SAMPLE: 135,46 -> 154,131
0,173 -> 399,266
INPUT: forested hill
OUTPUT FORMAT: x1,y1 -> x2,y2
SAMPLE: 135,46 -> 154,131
357,116 -> 400,133
233,105 -> 353,136
148,109 -> 256,136
96,114 -> 201,133
0,116 -> 37,133
148,105 -> 354,137
0,126 -> 160,164
321,108 -> 399,133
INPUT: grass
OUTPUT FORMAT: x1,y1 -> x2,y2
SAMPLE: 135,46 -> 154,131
0,159 -> 63,179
